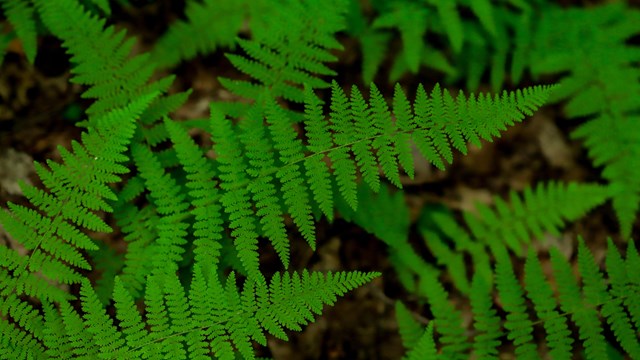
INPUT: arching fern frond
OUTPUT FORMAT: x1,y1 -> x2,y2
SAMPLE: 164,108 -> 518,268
201,82 -> 553,275
0,93 -> 155,300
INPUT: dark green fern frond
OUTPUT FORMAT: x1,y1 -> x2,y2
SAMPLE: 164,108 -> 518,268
461,182 -> 608,255
495,246 -> 537,359
406,240 -> 640,358
395,301 -> 425,352
0,0 -> 37,63
523,249 -> 572,359
531,3 -> 640,237
578,239 -> 640,357
150,0 -> 248,69
606,239 -> 640,331
418,270 -> 469,359
470,274 -> 502,359
219,0 -> 347,105
415,182 -> 606,297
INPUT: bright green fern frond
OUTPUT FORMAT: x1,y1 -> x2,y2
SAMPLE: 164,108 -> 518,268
0,94 -> 154,308
210,105 -> 261,279
165,117 -> 225,274
405,322 -> 438,360
35,0 -> 178,121
265,99 -> 316,249
35,266 -> 378,360
131,143 -> 189,275
303,86 -> 335,220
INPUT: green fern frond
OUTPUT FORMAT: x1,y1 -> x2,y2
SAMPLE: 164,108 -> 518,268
0,0 -> 37,63
131,143 -> 189,274
396,301 -> 425,352
407,240 -> 640,358
470,274 -> 502,359
204,82 -> 552,274
551,244 -> 608,359
405,322 -> 438,360
219,0 -> 347,105
35,0 -> 179,121
150,0 -> 247,68
495,246 -> 537,359
164,117 -> 225,275
0,94 -> 155,300
35,267 -> 378,360
416,182 -> 606,296
418,271 -> 469,359
523,249 -> 572,359
531,3 -> 640,237
462,182 -> 608,255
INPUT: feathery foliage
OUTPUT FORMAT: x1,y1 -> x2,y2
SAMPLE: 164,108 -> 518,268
219,0 -> 347,106
35,267 -> 379,360
531,3 -> 640,237
202,82 -> 554,275
395,240 -> 640,358
150,0 -> 249,69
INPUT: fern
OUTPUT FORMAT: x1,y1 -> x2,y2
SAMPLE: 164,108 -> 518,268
37,267 -> 379,360
0,95 -> 156,358
219,0 -> 347,107
0,0 -> 37,63
34,0 -> 179,120
419,182 -> 608,293
202,81 -> 553,275
150,0 -> 249,69
396,240 -> 640,358
530,3 -> 640,237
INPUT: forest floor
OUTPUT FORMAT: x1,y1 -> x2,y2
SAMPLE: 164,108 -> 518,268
0,1 -> 634,359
